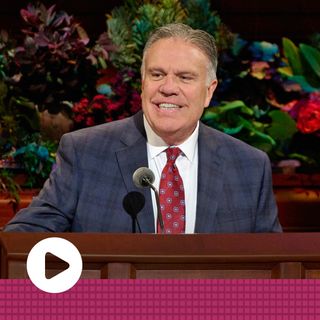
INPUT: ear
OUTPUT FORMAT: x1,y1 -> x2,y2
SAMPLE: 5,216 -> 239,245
204,79 -> 218,108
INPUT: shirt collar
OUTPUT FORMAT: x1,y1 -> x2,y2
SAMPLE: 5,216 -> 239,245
143,114 -> 199,162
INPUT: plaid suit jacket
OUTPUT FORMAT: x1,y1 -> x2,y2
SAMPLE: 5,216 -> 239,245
4,111 -> 281,232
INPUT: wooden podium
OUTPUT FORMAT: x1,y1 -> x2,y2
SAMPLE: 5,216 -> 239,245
1,233 -> 320,279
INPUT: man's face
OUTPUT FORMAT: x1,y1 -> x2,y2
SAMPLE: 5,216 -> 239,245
141,37 -> 217,145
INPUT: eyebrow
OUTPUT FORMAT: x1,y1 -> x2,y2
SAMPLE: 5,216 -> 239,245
147,67 -> 198,77
177,71 -> 198,77
147,67 -> 165,73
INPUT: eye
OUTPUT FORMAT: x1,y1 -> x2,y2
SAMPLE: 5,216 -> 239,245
150,72 -> 164,80
179,74 -> 194,82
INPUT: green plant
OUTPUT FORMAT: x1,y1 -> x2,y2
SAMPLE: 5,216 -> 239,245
280,37 -> 320,92
7,3 -> 110,114
0,80 -> 40,156
0,2 -> 112,196
206,34 -> 320,171
202,100 -> 297,153
12,135 -> 57,188
0,169 -> 20,210
107,0 -> 233,74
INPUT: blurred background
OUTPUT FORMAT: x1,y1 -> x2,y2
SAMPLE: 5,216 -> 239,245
1,0 -> 320,43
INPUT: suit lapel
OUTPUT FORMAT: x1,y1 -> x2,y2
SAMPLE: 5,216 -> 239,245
195,124 -> 225,233
115,112 -> 155,233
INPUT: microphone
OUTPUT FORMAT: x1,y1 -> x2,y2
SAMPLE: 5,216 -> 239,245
122,191 -> 145,233
132,167 -> 165,233
133,167 -> 155,187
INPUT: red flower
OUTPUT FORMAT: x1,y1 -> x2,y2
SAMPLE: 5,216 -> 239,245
130,91 -> 142,113
293,93 -> 320,134
72,76 -> 141,129
85,117 -> 95,127
107,100 -> 122,112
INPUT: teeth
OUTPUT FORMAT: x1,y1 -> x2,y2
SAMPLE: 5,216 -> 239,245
159,103 -> 180,109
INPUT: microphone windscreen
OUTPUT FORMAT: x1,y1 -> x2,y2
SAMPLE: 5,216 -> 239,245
132,167 -> 155,188
122,191 -> 145,218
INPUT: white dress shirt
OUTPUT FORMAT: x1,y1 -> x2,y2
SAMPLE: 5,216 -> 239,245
143,116 -> 199,233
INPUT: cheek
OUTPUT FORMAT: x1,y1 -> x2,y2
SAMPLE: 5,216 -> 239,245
141,83 -> 155,101
187,88 -> 207,107
199,87 -> 212,106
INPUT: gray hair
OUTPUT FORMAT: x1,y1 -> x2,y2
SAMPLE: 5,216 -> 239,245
141,23 -> 218,83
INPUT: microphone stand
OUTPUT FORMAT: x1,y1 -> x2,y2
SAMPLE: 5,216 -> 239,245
131,217 -> 136,234
143,178 -> 165,234
131,216 -> 142,233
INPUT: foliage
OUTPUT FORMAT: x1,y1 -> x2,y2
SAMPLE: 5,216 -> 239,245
6,3 -> 111,114
280,38 -> 320,90
0,30 -> 14,80
12,134 -> 57,187
0,169 -> 20,208
107,0 -> 233,74
73,69 -> 141,129
0,80 -> 40,156
0,2 -> 112,194
203,100 -> 277,151
205,34 -> 320,171
73,0 -> 231,132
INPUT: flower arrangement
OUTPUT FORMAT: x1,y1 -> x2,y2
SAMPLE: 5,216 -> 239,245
6,3 -> 111,114
72,69 -> 141,129
72,0 -> 230,131
0,2 -> 111,198
106,0 -> 232,75
203,35 -> 320,171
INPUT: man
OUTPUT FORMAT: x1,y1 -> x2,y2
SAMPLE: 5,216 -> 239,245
4,23 -> 282,233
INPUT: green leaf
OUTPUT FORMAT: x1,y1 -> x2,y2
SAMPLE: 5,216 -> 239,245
240,117 -> 276,146
282,37 -> 303,75
215,100 -> 254,115
201,107 -> 220,121
266,110 -> 297,142
300,43 -> 320,79
287,153 -> 317,166
222,124 -> 244,135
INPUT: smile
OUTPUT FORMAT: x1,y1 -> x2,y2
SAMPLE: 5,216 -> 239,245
158,103 -> 181,109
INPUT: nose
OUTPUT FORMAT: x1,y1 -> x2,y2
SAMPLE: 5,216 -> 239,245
159,75 -> 179,96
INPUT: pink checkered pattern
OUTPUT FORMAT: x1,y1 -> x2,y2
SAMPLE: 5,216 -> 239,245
0,279 -> 320,319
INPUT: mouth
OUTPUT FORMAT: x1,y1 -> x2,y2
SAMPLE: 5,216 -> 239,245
157,103 -> 182,110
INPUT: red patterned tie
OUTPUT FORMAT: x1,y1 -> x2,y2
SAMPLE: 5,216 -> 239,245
158,147 -> 185,234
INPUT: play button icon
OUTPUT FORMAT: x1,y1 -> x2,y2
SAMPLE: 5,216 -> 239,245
27,237 -> 83,293
45,252 -> 70,279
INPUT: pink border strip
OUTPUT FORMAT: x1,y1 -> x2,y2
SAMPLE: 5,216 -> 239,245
0,279 -> 320,319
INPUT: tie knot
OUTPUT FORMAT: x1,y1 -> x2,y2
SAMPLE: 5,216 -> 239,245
166,147 -> 181,163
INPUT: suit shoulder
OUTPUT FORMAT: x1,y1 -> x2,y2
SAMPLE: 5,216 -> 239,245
62,112 -> 144,148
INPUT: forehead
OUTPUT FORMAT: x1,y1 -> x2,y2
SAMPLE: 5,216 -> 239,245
144,37 -> 209,69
